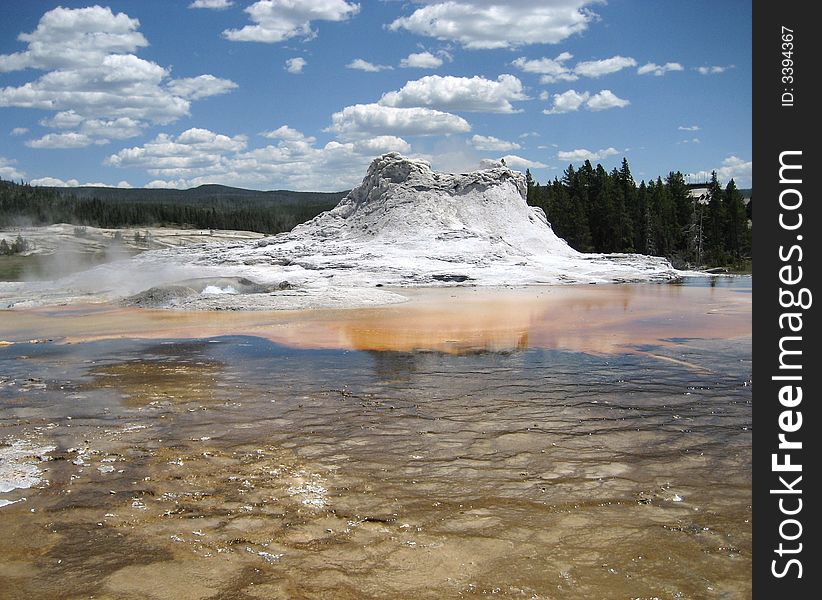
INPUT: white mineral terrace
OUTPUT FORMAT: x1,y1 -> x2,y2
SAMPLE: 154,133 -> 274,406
1,154 -> 685,311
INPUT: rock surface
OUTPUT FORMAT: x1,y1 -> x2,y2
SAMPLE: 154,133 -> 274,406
1,154 -> 680,310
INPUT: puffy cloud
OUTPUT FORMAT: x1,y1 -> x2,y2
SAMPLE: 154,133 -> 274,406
29,176 -> 132,188
585,89 -> 629,111
26,132 -> 97,149
0,6 -> 147,72
389,1 -> 602,49
470,135 -> 521,152
106,125 -> 416,191
10,127 -> 29,136
573,55 -> 636,78
689,156 -> 752,187
354,136 -> 412,155
37,111 -> 144,141
637,62 -> 683,76
29,177 -> 81,187
0,6 -> 236,146
480,155 -> 547,170
543,89 -> 629,114
542,89 -> 590,114
285,57 -> 307,74
511,52 -> 576,84
379,74 -> 527,113
399,51 -> 443,69
717,156 -> 752,186
696,65 -> 733,75
167,75 -> 238,100
327,103 -> 470,140
346,59 -> 393,72
557,147 -> 620,162
260,125 -> 316,143
106,128 -> 248,174
0,157 -> 25,180
678,124 -> 701,131
223,0 -> 360,43
513,53 -> 635,83
189,0 -> 233,9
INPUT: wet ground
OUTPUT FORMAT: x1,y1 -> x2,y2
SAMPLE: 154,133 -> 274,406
0,279 -> 752,599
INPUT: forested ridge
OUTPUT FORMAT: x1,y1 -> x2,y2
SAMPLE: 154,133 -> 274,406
526,158 -> 751,268
0,180 -> 345,235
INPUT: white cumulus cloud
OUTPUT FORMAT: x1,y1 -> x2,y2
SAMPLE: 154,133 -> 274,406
346,59 -> 393,72
573,55 -> 637,78
513,53 -> 636,83
223,0 -> 360,43
689,156 -> 752,187
106,128 -> 248,174
26,132 -> 97,149
285,57 -> 307,74
399,51 -> 443,69
106,125 -> 417,191
389,1 -> 602,49
0,157 -> 26,180
480,155 -> 547,170
637,62 -> 684,76
189,0 -> 233,9
29,177 -> 133,188
29,177 -> 81,187
167,74 -> 238,99
0,6 -> 236,147
585,89 -> 630,111
511,52 -> 577,84
0,5 -> 148,72
543,89 -> 630,114
470,135 -> 521,152
557,147 -> 620,162
326,103 -> 471,140
678,124 -> 701,131
378,74 -> 528,113
260,125 -> 316,143
542,89 -> 590,114
696,65 -> 733,75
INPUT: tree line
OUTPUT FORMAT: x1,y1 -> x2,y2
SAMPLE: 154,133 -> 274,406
0,179 -> 341,235
526,158 -> 751,268
0,233 -> 31,255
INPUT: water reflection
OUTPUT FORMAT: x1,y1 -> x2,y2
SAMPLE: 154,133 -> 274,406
1,280 -> 751,356
0,331 -> 752,599
0,281 -> 752,598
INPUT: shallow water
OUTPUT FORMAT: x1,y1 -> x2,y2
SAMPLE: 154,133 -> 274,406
0,280 -> 751,599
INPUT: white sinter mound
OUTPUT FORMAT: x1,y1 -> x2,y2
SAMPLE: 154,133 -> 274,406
1,153 -> 680,310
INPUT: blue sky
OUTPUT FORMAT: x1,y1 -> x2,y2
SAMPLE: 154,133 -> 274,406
0,0 -> 752,191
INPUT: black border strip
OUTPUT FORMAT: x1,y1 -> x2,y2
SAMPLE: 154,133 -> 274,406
754,2 -> 818,595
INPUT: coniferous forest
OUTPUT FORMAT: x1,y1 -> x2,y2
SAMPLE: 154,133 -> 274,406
526,159 -> 751,269
0,179 -> 343,236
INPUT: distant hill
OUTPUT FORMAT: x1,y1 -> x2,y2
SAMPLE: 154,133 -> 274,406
50,183 -> 348,208
0,180 -> 349,234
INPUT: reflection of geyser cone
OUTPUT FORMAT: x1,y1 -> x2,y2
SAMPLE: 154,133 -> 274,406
337,302 -> 534,354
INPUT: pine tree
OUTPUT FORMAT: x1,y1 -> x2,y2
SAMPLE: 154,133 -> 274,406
525,168 -> 535,203
723,179 -> 749,260
704,171 -> 726,265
